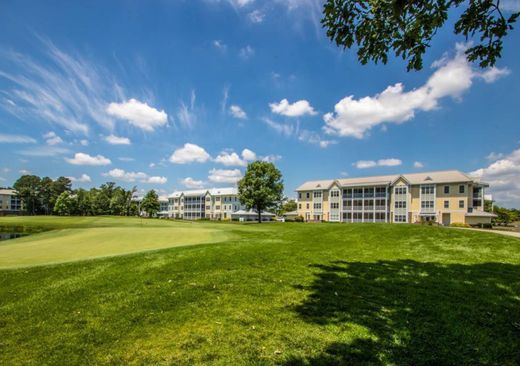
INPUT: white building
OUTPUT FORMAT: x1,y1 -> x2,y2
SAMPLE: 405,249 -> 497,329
168,187 -> 247,220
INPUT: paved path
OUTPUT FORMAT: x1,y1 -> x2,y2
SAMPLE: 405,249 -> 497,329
449,227 -> 520,239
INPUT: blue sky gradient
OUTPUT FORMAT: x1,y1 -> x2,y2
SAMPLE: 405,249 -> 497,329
1,0 -> 519,205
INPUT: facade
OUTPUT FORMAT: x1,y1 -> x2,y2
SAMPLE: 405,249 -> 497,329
296,170 -> 495,225
231,209 -> 275,222
168,187 -> 246,220
0,189 -> 22,215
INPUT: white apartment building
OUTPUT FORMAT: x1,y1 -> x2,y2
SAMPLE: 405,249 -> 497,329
168,187 -> 246,220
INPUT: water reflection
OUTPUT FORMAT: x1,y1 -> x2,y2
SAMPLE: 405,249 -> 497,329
0,225 -> 48,242
0,232 -> 28,241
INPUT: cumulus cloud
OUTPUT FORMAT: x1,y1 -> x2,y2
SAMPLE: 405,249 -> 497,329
43,131 -> 63,145
103,168 -> 167,184
67,173 -> 92,183
169,143 -> 211,164
354,158 -> 402,169
214,151 -> 247,167
208,168 -> 242,184
270,98 -> 317,117
241,148 -> 257,161
229,105 -> 247,119
0,133 -> 36,144
181,177 -> 206,189
105,134 -> 131,145
323,43 -> 510,138
239,45 -> 255,60
65,152 -> 111,166
470,148 -> 520,206
248,9 -> 265,23
106,98 -> 167,131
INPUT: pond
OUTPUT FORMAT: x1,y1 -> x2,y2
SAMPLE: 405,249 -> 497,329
0,226 -> 49,242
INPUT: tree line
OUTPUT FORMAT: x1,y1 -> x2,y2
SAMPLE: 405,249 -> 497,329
11,175 -> 161,217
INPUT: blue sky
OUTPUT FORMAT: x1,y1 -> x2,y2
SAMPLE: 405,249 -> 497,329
1,0 -> 520,206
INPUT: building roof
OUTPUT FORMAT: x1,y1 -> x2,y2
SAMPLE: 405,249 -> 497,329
296,170 -> 478,191
231,209 -> 275,216
465,210 -> 497,218
168,187 -> 238,199
0,189 -> 16,195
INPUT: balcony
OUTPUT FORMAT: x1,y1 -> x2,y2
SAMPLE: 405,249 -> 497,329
353,206 -> 363,211
353,193 -> 363,198
375,193 -> 387,198
375,206 -> 387,211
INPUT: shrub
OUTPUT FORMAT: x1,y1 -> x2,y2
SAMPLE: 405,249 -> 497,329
450,223 -> 470,228
294,215 -> 304,222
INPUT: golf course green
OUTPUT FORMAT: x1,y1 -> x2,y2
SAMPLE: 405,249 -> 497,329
0,216 -> 519,365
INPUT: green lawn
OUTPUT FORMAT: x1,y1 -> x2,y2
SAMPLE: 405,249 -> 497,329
1,217 -> 519,365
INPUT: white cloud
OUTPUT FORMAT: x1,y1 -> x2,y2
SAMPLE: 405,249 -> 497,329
270,98 -> 317,117
215,151 -> 247,166
486,152 -> 504,162
340,171 -> 349,177
354,158 -> 402,169
103,168 -> 167,184
169,143 -> 211,164
105,134 -> 131,145
19,169 -> 31,175
229,105 -> 247,119
413,161 -> 424,168
80,139 -> 89,146
181,177 -> 205,189
248,9 -> 265,23
261,154 -> 282,163
213,40 -> 227,51
43,131 -> 63,145
176,90 -> 197,128
106,98 -> 167,131
262,117 -> 296,137
0,133 -> 36,144
241,148 -> 257,161
323,44 -> 510,138
118,157 -> 135,162
0,39 -> 121,134
208,168 -> 242,183
297,130 -> 337,148
65,152 -> 111,166
239,45 -> 255,60
18,146 -> 70,157
262,118 -> 335,148
67,173 -> 92,183
470,148 -> 520,207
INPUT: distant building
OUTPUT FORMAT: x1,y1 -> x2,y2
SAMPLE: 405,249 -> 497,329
168,187 -> 247,220
296,170 -> 496,225
0,189 -> 22,216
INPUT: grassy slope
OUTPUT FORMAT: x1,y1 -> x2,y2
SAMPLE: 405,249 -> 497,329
0,217 -> 230,268
0,218 -> 519,365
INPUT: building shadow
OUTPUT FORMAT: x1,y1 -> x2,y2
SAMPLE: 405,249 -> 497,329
283,260 -> 520,365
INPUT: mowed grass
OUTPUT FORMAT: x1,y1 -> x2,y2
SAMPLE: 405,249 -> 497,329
1,217 -> 520,365
0,217 -> 229,268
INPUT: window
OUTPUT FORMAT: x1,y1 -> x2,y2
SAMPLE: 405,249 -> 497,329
306,203 -> 309,209
216,205 -> 220,210
330,190 -> 339,197
331,202 -> 339,209
459,200 -> 464,208
313,203 -> 322,210
395,187 -> 407,195
395,215 -> 406,222
444,200 -> 449,209
421,201 -> 434,209
313,191 -> 322,198
421,186 -> 434,194
206,206 -> 210,210
298,193 -> 302,199
459,185 -> 465,194
395,201 -> 406,208
306,192 -> 310,199
216,197 -> 221,201
298,203 -> 301,209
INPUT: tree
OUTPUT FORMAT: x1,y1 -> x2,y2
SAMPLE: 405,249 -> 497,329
54,192 -> 75,216
238,161 -> 284,223
141,190 -> 160,217
13,175 -> 42,215
322,0 -> 520,71
282,199 -> 298,213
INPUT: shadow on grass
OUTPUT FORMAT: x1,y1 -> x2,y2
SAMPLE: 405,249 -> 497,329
284,260 -> 520,366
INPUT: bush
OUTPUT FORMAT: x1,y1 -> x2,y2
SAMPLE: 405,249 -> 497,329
450,222 -> 470,228
294,215 -> 304,223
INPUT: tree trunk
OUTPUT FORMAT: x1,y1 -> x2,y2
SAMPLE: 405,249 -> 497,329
257,206 -> 262,224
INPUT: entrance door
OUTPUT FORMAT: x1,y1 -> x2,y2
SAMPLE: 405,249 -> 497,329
442,213 -> 451,226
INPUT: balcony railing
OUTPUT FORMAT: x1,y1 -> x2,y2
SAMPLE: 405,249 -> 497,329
353,206 -> 363,211
375,206 -> 386,211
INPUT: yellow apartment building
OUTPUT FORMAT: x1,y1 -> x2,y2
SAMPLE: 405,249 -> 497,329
296,170 -> 496,225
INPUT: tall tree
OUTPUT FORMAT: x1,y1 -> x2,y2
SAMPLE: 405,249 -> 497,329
54,191 -> 75,216
322,0 -> 519,71
13,175 -> 42,215
238,161 -> 284,223
141,190 -> 160,217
